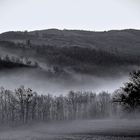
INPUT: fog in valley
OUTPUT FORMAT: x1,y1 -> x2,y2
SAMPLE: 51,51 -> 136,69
0,67 -> 128,95
1,0 -> 140,139
0,120 -> 140,140
0,29 -> 140,139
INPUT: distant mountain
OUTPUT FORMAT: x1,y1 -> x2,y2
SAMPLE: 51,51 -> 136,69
0,29 -> 140,76
1,29 -> 140,55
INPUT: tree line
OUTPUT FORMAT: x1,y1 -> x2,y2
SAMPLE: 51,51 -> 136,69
0,70 -> 140,125
0,86 -> 120,125
0,55 -> 39,68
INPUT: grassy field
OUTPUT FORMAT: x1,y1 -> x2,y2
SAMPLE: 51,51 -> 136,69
0,119 -> 140,140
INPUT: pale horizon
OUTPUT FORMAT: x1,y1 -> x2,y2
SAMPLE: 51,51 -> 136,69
0,0 -> 140,33
1,27 -> 140,34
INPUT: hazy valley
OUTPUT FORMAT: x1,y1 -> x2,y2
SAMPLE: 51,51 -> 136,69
0,29 -> 140,94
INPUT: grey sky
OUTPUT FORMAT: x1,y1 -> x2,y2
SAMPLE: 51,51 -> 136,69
0,0 -> 140,33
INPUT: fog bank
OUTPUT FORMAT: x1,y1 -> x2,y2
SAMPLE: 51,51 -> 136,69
0,68 -> 128,95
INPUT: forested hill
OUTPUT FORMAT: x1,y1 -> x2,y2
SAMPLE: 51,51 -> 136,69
1,29 -> 140,55
0,29 -> 140,76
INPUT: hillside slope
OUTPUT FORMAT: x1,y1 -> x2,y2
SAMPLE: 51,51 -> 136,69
0,29 -> 140,77
1,29 -> 140,55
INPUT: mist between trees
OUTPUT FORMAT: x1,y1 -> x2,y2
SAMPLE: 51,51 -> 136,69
0,87 -> 118,125
0,70 -> 140,125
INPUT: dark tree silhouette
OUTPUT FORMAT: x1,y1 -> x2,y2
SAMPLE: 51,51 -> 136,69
26,39 -> 31,48
113,70 -> 140,111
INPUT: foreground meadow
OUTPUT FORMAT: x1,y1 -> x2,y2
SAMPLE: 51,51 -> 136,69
0,119 -> 140,140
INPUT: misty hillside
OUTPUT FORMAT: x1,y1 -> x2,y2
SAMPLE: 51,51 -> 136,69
0,29 -> 140,77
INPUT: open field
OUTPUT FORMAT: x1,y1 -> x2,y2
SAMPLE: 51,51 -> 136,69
0,119 -> 140,140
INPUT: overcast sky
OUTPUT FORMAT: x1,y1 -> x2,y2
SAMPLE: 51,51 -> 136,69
0,0 -> 140,33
